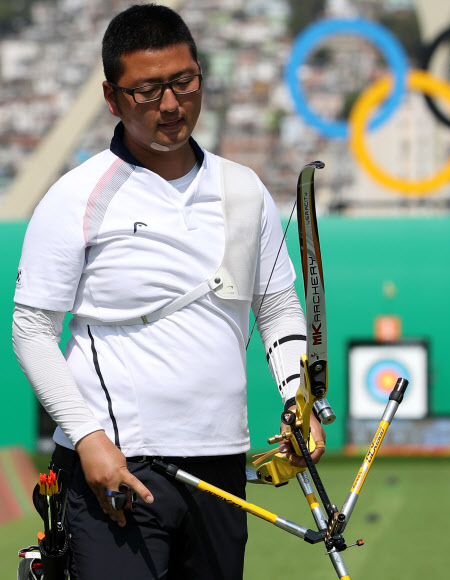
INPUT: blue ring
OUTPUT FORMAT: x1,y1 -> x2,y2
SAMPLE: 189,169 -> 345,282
366,359 -> 410,404
285,19 -> 409,139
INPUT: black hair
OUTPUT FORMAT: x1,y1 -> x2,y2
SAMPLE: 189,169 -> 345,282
102,3 -> 198,83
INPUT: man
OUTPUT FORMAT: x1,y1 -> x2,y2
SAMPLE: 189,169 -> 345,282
13,4 -> 325,579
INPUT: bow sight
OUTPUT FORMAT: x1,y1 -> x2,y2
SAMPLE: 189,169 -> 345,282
154,162 -> 409,579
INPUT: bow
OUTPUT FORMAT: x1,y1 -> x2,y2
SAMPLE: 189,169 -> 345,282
253,160 -> 333,486
152,162 -> 409,578
248,162 -> 409,577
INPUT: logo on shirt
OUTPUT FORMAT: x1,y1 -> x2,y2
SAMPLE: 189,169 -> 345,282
133,222 -> 148,234
16,268 -> 22,286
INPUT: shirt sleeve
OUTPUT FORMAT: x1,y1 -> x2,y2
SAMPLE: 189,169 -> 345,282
14,176 -> 86,312
252,284 -> 307,403
12,304 -> 103,447
253,186 -> 296,296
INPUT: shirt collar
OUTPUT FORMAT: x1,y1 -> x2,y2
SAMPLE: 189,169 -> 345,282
110,121 -> 205,168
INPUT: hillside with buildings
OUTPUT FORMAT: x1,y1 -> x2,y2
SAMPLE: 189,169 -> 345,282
0,0 -> 449,215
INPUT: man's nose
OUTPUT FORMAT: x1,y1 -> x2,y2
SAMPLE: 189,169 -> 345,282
159,85 -> 179,111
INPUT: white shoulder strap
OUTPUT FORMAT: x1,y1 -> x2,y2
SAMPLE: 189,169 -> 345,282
210,158 -> 264,301
74,277 -> 222,327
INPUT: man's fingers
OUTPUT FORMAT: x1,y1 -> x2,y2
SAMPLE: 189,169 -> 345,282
95,485 -> 112,514
89,485 -> 125,525
279,441 -> 290,454
120,472 -> 154,505
287,453 -> 306,468
100,489 -> 133,527
105,501 -> 126,526
88,469 -> 153,528
283,438 -> 326,467
105,488 -> 132,511
311,445 -> 325,463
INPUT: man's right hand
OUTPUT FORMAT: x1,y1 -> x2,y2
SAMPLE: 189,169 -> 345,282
75,430 -> 153,527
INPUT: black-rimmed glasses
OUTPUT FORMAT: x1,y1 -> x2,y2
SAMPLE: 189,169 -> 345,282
109,72 -> 202,104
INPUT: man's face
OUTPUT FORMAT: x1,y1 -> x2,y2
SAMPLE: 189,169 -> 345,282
103,43 -> 202,153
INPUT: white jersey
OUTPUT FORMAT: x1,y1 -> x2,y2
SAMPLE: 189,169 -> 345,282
14,129 -> 295,457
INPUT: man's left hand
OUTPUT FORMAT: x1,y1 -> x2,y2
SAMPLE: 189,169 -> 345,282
279,407 -> 326,468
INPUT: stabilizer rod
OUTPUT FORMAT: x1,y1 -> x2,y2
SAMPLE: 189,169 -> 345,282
151,459 -> 325,544
340,378 -> 409,529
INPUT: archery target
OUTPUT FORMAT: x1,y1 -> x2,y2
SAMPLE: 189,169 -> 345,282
366,359 -> 410,403
349,342 -> 428,419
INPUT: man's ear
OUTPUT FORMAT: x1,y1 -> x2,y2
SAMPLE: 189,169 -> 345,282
103,81 -> 121,118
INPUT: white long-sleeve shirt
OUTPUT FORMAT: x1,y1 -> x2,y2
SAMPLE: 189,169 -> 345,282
13,136 -> 306,457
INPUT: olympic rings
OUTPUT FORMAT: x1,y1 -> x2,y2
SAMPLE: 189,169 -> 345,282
285,18 -> 408,139
349,70 -> 450,195
421,26 -> 450,128
286,18 -> 450,195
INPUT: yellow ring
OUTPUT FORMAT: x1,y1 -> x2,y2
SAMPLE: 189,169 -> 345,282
349,69 -> 450,195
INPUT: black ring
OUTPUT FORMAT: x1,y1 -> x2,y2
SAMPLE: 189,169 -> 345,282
421,26 -> 450,127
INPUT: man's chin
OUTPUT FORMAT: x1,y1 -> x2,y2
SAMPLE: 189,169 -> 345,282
150,142 -> 171,152
150,136 -> 190,153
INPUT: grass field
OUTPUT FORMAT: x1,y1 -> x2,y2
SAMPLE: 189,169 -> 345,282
1,456 -> 448,579
244,456 -> 450,579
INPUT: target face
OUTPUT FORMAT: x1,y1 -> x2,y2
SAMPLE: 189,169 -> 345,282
366,359 -> 410,403
349,342 -> 427,419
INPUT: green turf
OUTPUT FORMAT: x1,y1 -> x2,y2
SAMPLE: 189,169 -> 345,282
1,456 -> 448,579
0,511 -> 43,579
244,456 -> 450,579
